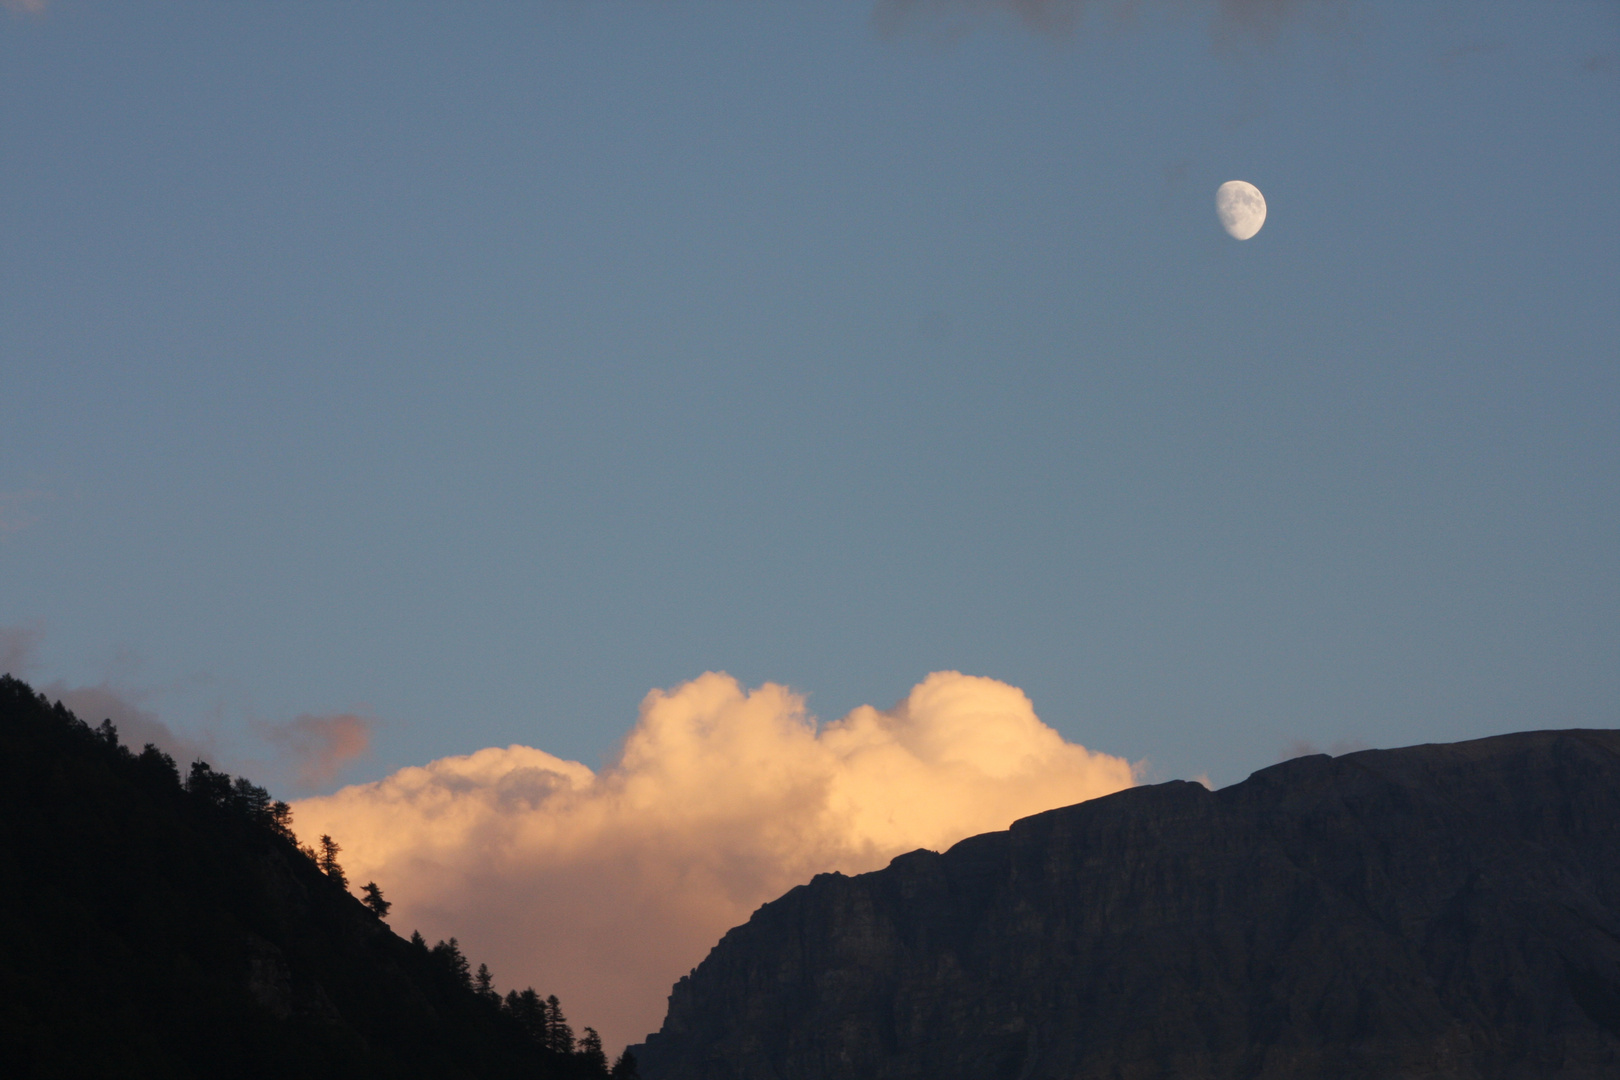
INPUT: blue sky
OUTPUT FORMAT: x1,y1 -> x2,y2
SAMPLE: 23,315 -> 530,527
3,0 -> 1616,793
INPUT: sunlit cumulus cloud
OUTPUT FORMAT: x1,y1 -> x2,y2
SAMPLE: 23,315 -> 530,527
293,671 -> 1135,1052
261,711 -> 375,789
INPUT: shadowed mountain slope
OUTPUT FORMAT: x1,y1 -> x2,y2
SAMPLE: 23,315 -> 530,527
0,675 -> 617,1080
633,729 -> 1620,1079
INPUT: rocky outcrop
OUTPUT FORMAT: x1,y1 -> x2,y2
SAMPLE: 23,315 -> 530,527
633,730 -> 1620,1079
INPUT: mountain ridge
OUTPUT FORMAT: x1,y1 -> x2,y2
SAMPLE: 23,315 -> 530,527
0,674 -> 628,1079
632,728 -> 1620,1079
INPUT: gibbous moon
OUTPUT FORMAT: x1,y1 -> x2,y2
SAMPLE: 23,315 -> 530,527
1216,180 -> 1267,240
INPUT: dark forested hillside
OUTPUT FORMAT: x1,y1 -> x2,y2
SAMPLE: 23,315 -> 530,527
0,675 -> 634,1079
634,729 -> 1620,1079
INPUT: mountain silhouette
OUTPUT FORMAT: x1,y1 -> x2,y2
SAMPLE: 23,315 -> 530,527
0,674 -> 633,1079
634,729 -> 1620,1079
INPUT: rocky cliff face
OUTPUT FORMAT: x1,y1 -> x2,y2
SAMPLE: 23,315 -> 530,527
633,730 -> 1620,1079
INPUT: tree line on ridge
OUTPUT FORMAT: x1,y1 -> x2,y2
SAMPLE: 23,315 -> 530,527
0,673 -> 637,1079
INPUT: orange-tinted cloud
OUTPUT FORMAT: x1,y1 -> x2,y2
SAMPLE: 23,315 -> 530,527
292,671 -> 1134,1053
262,711 -> 374,789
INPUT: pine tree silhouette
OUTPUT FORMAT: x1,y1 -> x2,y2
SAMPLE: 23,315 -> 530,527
317,834 -> 348,889
360,881 -> 391,919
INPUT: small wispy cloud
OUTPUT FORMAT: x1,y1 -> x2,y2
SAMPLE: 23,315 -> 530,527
2,623 -> 214,762
41,678 -> 215,766
0,622 -> 44,676
4,625 -> 378,795
261,711 -> 375,789
1281,738 -> 1319,760
3,0 -> 48,17
1281,737 -> 1370,761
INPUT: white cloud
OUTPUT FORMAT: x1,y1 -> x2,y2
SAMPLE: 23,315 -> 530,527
292,670 -> 1135,1052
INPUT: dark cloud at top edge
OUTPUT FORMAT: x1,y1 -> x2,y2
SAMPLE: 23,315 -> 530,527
870,0 -> 1321,43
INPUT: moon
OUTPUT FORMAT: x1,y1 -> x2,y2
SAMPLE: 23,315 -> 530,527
1216,180 -> 1266,240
